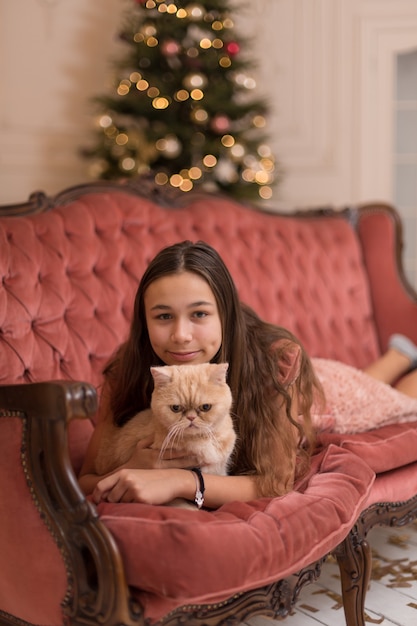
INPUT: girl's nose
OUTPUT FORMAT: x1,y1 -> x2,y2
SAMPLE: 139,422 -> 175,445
171,320 -> 192,342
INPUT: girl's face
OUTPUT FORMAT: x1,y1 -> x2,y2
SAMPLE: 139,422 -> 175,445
144,271 -> 222,366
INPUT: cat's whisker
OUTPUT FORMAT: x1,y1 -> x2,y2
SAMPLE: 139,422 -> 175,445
159,424 -> 185,459
230,411 -> 240,423
205,427 -> 221,447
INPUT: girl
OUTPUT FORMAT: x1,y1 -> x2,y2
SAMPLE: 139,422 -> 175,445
79,240 -> 321,506
79,240 -> 417,506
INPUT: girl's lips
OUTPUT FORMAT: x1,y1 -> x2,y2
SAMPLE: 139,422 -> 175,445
168,351 -> 200,363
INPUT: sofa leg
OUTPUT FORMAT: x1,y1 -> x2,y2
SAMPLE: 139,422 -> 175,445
333,528 -> 372,626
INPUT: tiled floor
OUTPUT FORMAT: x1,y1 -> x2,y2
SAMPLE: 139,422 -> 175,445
243,521 -> 417,626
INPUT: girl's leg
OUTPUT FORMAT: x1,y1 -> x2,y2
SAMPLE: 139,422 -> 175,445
363,348 -> 411,384
363,334 -> 417,386
395,369 -> 417,399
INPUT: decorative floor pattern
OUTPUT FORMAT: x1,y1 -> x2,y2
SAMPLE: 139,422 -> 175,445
245,521 -> 417,626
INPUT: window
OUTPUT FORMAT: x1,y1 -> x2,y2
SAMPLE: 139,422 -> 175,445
394,49 -> 417,290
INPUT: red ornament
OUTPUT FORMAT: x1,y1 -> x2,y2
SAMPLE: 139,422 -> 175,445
161,40 -> 181,57
211,114 -> 230,133
226,41 -> 240,56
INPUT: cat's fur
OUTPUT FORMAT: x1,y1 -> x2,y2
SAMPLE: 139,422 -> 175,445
95,362 -> 236,478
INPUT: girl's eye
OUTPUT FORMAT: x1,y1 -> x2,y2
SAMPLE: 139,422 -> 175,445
193,311 -> 207,318
170,405 -> 183,413
158,313 -> 172,320
199,404 -> 212,412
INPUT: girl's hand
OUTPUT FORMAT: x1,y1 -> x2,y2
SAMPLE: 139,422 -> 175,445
126,436 -> 199,470
92,468 -> 193,505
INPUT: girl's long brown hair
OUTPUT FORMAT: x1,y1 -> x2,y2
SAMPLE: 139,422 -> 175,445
103,240 -> 322,497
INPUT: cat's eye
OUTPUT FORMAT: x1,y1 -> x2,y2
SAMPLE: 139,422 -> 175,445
170,405 -> 183,413
199,404 -> 212,412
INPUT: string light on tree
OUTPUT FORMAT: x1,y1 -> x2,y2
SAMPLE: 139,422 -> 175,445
82,0 -> 279,203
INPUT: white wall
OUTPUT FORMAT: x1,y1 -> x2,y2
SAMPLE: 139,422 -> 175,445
1,0 -> 417,213
0,0 -> 127,203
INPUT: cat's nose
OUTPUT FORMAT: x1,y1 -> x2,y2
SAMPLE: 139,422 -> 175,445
186,414 -> 197,422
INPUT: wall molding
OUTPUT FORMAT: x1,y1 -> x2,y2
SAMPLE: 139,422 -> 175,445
243,0 -> 417,208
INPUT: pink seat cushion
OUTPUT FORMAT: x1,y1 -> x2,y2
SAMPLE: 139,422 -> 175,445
97,445 -> 374,623
317,421 -> 417,474
365,460 -> 417,508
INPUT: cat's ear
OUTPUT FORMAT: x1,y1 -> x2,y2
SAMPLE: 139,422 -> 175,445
150,366 -> 173,386
272,340 -> 301,388
209,362 -> 229,384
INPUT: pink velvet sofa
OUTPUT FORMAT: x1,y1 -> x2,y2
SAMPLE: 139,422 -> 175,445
1,180 -> 417,626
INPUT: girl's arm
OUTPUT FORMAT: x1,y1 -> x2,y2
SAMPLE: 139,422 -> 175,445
78,438 -> 200,497
91,467 -> 259,508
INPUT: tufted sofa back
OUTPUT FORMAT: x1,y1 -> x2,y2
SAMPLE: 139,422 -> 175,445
0,185 -> 383,387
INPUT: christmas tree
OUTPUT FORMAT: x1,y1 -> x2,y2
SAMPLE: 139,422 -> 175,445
83,0 -> 277,202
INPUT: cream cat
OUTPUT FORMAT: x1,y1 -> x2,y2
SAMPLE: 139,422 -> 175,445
95,362 -> 236,478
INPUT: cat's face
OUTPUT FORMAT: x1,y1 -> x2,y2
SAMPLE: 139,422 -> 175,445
150,363 -> 232,437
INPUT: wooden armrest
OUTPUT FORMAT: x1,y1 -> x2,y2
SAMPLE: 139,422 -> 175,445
0,381 -> 143,626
